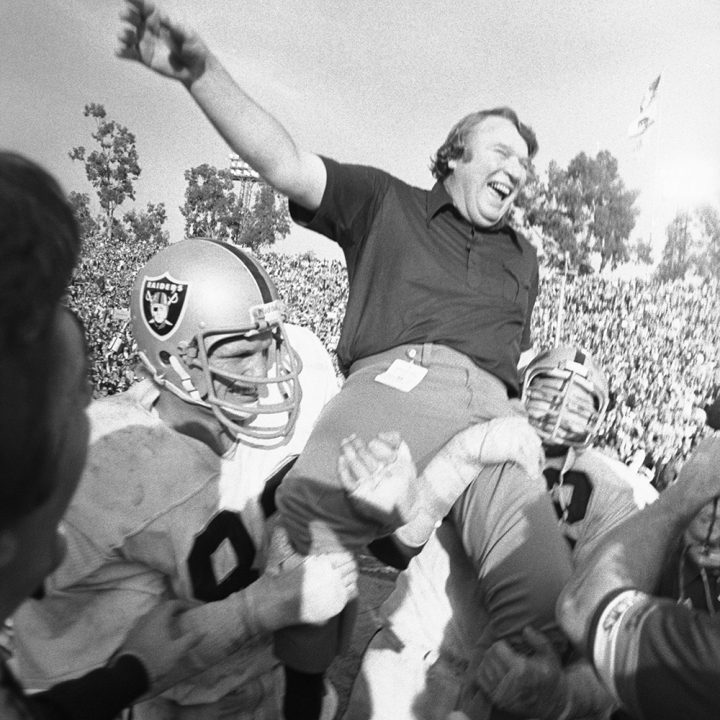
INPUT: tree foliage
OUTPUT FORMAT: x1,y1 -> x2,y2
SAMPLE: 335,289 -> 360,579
68,191 -> 99,239
69,103 -> 141,241
695,204 -> 720,280
656,205 -> 720,281
180,164 -> 291,247
656,211 -> 693,281
242,182 -> 291,250
180,164 -> 245,241
67,103 -> 168,396
630,237 -> 654,266
519,151 -> 639,273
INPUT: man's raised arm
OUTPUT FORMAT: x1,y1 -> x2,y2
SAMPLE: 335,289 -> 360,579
116,0 -> 326,210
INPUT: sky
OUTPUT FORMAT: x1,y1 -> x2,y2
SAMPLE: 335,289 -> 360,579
3,0 -> 720,264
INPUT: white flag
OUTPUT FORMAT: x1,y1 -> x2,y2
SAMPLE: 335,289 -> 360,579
628,74 -> 661,138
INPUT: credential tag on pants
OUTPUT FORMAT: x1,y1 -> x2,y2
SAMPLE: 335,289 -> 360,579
374,359 -> 428,392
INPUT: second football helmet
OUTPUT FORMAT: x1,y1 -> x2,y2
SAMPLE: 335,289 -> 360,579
521,345 -> 608,449
131,239 -> 302,446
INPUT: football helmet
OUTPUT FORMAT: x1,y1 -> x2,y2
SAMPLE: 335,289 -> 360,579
521,345 -> 608,449
131,239 -> 302,446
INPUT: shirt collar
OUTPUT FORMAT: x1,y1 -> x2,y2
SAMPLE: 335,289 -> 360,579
426,180 -> 455,221
426,180 -> 521,248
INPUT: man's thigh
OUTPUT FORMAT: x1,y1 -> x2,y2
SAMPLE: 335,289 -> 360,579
277,355 -> 508,554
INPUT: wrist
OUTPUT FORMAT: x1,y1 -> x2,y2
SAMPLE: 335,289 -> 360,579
238,579 -> 270,635
183,49 -> 215,91
394,511 -> 438,548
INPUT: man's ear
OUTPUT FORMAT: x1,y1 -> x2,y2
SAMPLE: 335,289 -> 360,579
0,530 -> 18,569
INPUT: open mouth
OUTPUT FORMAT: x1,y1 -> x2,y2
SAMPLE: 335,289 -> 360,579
488,180 -> 512,201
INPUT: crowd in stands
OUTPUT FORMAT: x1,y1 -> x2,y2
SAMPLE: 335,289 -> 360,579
67,242 -> 720,484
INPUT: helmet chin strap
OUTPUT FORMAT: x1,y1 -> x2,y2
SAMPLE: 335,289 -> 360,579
168,354 -> 203,401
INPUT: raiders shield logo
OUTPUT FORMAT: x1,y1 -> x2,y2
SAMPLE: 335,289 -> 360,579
140,273 -> 189,339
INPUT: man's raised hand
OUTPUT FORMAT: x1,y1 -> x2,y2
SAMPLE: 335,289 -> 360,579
117,0 -> 209,85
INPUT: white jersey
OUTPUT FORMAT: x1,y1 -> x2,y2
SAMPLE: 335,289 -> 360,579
12,325 -> 338,713
346,447 -> 658,720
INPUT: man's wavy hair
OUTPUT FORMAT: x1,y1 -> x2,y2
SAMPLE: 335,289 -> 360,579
0,152 -> 81,529
430,107 -> 538,181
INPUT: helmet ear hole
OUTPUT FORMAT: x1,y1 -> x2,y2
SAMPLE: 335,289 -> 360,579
159,350 -> 172,365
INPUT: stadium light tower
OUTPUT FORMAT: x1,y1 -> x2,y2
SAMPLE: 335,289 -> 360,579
229,153 -> 261,211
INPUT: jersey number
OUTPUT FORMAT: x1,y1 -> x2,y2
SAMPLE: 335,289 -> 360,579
187,510 -> 258,602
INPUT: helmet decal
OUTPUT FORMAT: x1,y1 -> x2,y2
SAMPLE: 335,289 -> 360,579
141,273 -> 189,339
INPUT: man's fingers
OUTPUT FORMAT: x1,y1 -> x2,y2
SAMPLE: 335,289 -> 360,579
367,436 -> 398,464
485,639 -> 517,667
477,640 -> 513,690
476,655 -> 502,692
395,439 -> 414,467
521,625 -> 554,656
341,434 -> 381,473
337,454 -> 358,494
126,0 -> 155,20
377,430 -> 402,448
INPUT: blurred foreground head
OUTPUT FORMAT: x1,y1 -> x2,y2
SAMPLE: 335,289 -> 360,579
0,152 -> 90,618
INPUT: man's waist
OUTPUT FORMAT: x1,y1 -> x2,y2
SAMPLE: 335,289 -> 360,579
347,342 -> 511,390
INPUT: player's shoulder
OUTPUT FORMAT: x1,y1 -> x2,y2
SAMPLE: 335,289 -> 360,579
70,381 -> 221,537
87,379 -> 160,439
285,323 -> 330,359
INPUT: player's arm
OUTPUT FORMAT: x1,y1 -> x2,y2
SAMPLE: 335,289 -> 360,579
116,0 -> 326,210
557,436 -> 720,653
472,627 -> 615,720
140,528 -> 357,682
25,657 -> 148,720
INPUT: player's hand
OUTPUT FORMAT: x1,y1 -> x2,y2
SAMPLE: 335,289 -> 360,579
475,626 -> 567,720
255,546 -> 358,630
116,0 -> 210,85
261,523 -> 357,628
114,599 -> 203,693
478,416 -> 545,479
338,432 -> 419,533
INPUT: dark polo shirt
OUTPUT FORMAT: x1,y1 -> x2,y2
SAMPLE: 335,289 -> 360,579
290,157 -> 538,396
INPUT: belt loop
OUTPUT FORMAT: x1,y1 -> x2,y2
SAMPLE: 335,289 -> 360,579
422,342 -> 433,365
